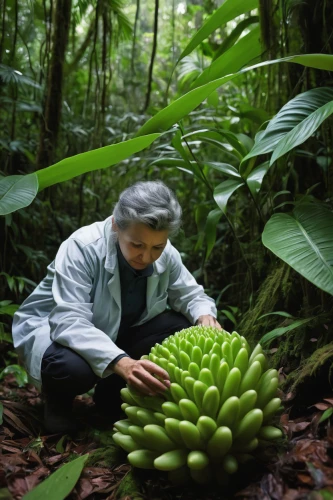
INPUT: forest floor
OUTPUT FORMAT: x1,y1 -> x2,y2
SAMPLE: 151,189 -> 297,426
1,374 -> 333,500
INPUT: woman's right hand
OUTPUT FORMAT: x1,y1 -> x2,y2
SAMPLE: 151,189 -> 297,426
112,357 -> 170,396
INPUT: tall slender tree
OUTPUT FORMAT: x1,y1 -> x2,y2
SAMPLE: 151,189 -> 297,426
36,0 -> 72,169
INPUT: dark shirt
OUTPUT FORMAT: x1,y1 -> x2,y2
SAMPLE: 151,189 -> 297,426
111,243 -> 154,366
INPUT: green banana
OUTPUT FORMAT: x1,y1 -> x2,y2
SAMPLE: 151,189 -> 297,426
203,337 -> 214,355
167,362 -> 177,383
125,406 -> 143,426
197,415 -> 217,441
231,337 -> 242,361
143,395 -> 164,413
211,342 -> 221,358
128,425 -> 148,448
180,370 -> 190,387
256,377 -> 279,408
184,376 -> 195,400
120,388 -> 137,406
222,341 -> 233,367
179,420 -> 204,450
199,368 -> 215,387
216,396 -> 240,428
248,343 -> 263,363
174,366 -> 182,385
217,361 -> 230,394
258,425 -> 283,440
170,382 -> 188,403
250,353 -> 267,371
202,386 -> 220,420
113,419 -> 132,435
137,408 -> 159,426
162,401 -> 183,420
239,390 -> 257,419
234,408 -> 263,443
180,351 -> 191,370
240,335 -> 251,355
207,426 -> 232,459
201,354 -> 210,369
164,417 -> 184,444
220,367 -> 241,404
209,354 -> 220,383
169,354 -> 178,366
233,347 -> 249,376
239,360 -> 262,395
144,424 -> 176,452
191,345 -> 203,366
263,397 -> 282,422
193,380 -> 208,409
154,449 -> 188,471
112,432 -> 140,453
222,454 -> 238,474
187,450 -> 210,470
188,362 -> 200,380
127,449 -> 158,469
179,398 -> 200,423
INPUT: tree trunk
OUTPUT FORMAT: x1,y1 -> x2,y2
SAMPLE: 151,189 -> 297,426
143,0 -> 159,112
36,0 -> 72,169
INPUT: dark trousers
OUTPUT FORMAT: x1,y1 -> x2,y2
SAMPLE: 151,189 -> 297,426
41,310 -> 191,414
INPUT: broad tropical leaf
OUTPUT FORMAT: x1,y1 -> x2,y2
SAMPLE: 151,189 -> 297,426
191,26 -> 261,89
23,454 -> 89,500
178,0 -> 258,62
213,16 -> 259,60
0,174 -> 38,216
135,55 -> 333,138
37,134 -> 160,191
205,208 -> 223,259
270,100 -> 333,164
205,162 -> 241,179
260,317 -> 314,345
214,179 -> 245,214
246,161 -> 269,198
243,87 -> 333,162
262,202 -> 333,296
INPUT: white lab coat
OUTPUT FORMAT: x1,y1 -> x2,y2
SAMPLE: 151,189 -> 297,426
12,216 -> 217,389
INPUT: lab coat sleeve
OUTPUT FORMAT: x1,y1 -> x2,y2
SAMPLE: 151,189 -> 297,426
167,246 -> 217,324
49,238 -> 125,378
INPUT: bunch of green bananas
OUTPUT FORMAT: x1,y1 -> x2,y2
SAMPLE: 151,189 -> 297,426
112,326 -> 283,485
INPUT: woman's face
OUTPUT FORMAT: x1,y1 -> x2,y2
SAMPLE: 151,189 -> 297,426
112,219 -> 169,270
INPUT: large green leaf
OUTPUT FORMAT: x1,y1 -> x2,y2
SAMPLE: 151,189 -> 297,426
135,55 -> 333,138
243,87 -> 333,162
0,174 -> 38,216
205,208 -> 223,259
191,26 -> 261,89
37,134 -> 160,191
213,16 -> 259,61
214,179 -> 245,214
23,454 -> 89,500
262,202 -> 333,296
270,100 -> 333,164
260,317 -> 314,345
246,161 -> 269,198
178,0 -> 258,62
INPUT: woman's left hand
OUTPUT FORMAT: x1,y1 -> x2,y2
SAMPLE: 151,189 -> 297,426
196,314 -> 222,330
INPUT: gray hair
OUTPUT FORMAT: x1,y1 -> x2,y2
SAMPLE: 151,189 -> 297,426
113,181 -> 182,236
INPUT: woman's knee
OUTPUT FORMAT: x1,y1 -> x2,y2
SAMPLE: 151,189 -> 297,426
41,342 -> 97,395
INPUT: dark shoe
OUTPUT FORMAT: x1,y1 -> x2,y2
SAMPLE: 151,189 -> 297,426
44,396 -> 77,434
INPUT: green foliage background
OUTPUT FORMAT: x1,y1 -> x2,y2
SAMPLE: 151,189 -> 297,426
0,0 -> 333,389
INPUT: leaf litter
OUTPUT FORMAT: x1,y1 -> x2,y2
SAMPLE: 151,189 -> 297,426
0,373 -> 333,500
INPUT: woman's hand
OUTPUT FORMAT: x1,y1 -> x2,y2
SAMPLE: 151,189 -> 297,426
113,357 -> 170,396
196,314 -> 222,330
